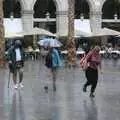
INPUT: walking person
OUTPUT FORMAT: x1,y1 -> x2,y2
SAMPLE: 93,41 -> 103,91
45,47 -> 63,91
7,40 -> 25,89
82,46 -> 102,97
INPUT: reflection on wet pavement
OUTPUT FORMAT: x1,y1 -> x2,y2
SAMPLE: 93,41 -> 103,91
1,59 -> 120,120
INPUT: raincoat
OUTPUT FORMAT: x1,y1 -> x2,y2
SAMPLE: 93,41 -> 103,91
51,48 -> 64,68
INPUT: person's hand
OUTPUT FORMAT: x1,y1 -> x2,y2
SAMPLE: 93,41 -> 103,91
8,61 -> 12,64
100,69 -> 103,74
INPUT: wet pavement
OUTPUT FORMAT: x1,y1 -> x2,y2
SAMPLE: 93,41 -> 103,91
1,59 -> 120,120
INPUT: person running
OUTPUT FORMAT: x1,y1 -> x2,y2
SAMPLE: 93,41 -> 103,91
7,40 -> 25,89
82,46 -> 102,97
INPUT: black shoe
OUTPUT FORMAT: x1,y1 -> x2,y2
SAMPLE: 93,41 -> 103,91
90,93 -> 95,98
83,86 -> 87,92
44,86 -> 48,91
53,86 -> 56,92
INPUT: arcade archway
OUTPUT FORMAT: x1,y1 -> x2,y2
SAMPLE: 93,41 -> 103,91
102,0 -> 120,19
75,0 -> 90,19
33,0 -> 56,33
102,0 -> 120,31
3,0 -> 21,18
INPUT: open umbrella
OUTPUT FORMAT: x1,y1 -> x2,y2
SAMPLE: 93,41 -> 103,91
23,27 -> 56,37
38,38 -> 62,47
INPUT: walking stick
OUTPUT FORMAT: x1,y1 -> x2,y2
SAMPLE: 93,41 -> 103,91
8,62 -> 12,88
8,70 -> 11,88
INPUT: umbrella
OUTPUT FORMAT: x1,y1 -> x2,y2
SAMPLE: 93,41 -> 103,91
23,27 -> 56,37
38,38 -> 62,47
75,27 -> 120,38
93,28 -> 120,36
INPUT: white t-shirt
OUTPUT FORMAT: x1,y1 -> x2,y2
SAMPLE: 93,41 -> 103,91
15,48 -> 21,61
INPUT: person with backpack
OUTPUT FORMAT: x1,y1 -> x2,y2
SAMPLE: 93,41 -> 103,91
7,40 -> 25,89
82,46 -> 102,97
45,47 -> 63,91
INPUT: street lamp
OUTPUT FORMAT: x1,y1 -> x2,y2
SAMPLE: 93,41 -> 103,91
10,12 -> 14,21
46,12 -> 50,21
10,0 -> 14,21
45,12 -> 50,30
114,13 -> 118,20
80,13 -> 84,21
80,0 -> 84,21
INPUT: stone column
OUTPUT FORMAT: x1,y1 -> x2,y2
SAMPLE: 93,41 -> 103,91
22,10 -> 34,32
0,0 -> 5,67
56,11 -> 68,37
90,11 -> 102,33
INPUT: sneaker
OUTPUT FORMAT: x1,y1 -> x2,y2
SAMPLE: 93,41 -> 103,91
14,84 -> 18,89
44,86 -> 48,90
19,83 -> 24,88
44,86 -> 48,93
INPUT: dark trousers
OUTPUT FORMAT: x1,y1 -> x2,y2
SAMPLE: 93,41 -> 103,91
84,67 -> 98,93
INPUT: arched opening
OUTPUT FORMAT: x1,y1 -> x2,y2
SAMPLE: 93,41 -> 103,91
33,0 -> 56,33
102,0 -> 120,19
75,0 -> 90,19
3,0 -> 21,18
102,0 -> 120,31
102,0 -> 120,48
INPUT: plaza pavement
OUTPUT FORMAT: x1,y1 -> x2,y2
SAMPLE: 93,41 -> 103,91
0,59 -> 120,120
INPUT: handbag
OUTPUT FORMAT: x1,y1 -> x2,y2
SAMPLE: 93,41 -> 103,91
45,53 -> 53,68
80,56 -> 89,70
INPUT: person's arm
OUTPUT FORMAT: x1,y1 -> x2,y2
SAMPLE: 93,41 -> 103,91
98,55 -> 103,74
7,48 -> 12,63
22,48 -> 25,62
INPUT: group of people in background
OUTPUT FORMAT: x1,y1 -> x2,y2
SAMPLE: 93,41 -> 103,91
7,39 -> 102,98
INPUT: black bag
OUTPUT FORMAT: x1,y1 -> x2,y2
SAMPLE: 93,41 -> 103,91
45,53 -> 52,68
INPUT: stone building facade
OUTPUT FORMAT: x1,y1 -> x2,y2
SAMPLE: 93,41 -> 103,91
18,0 -> 109,36
3,0 -> 114,36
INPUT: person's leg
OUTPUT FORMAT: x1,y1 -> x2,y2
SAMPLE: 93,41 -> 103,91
83,68 -> 92,92
83,81 -> 91,92
90,69 -> 98,97
19,68 -> 23,83
18,68 -> 24,88
13,71 -> 18,89
90,80 -> 97,95
13,72 -> 17,84
51,68 -> 57,91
